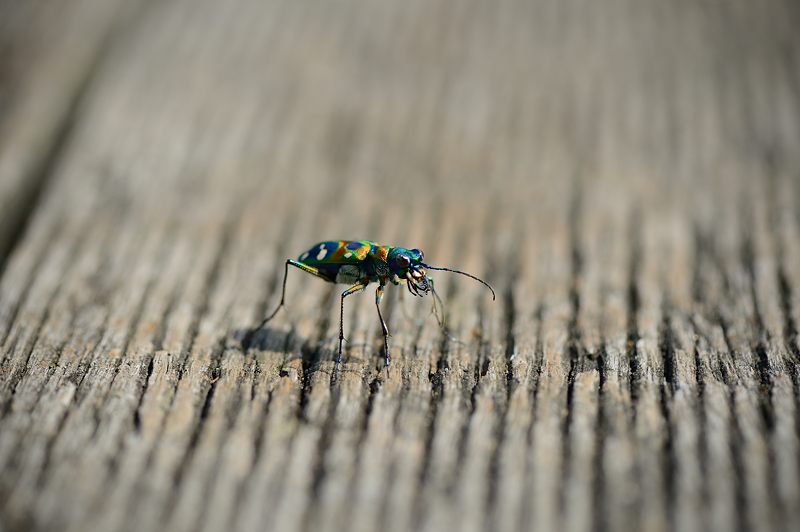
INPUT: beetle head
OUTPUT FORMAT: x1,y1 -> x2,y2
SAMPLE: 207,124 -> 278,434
387,247 -> 430,296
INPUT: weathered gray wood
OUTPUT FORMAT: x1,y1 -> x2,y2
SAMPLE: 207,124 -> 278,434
1,0 -> 799,531
0,0 -> 146,271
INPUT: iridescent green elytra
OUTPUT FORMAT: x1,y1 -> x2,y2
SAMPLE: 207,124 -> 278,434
253,240 -> 495,370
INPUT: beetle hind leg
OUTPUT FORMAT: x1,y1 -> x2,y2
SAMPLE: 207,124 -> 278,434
253,259 -> 328,332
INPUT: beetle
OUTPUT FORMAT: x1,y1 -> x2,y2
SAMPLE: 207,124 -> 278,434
252,240 -> 495,369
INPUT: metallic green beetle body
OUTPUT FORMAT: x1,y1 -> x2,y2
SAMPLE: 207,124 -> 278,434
294,240 -> 428,293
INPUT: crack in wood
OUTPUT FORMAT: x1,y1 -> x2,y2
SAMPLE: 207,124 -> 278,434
559,181 -> 585,521
658,300 -> 677,532
626,211 -> 643,420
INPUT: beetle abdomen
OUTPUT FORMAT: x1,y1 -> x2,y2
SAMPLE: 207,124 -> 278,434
335,264 -> 363,284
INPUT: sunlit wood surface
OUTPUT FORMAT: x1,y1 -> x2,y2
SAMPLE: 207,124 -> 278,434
1,1 -> 799,531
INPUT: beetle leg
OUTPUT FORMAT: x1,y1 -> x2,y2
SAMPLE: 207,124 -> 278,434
429,276 -> 445,328
375,282 -> 391,372
427,277 -> 462,345
338,281 -> 368,369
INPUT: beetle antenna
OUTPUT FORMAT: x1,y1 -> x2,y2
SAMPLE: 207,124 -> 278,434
422,264 -> 496,300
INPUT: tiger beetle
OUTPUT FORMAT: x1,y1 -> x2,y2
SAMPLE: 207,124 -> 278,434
252,240 -> 495,370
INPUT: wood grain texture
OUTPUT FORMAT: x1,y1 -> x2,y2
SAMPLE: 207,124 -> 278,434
1,1 -> 799,531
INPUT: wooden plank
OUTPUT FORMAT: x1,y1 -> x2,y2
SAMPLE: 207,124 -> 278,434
1,0 -> 799,531
0,0 -> 146,270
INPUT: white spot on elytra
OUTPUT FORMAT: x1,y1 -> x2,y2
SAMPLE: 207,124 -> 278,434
316,245 -> 327,260
300,252 -> 309,261
344,252 -> 353,258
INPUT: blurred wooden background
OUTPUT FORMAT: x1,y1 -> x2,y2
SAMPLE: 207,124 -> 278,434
1,1 -> 799,531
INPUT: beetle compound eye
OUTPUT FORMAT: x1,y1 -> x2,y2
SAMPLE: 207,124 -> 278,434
397,255 -> 410,267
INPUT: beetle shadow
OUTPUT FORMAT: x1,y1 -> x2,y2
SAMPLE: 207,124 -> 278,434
231,325 -> 337,364
232,325 -> 297,353
230,325 -> 374,379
